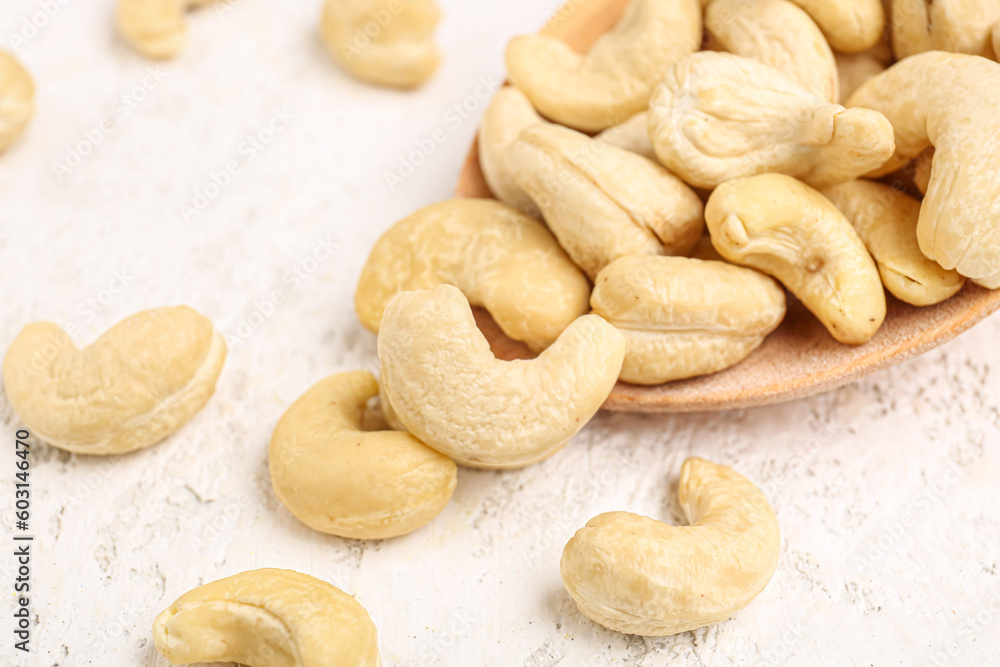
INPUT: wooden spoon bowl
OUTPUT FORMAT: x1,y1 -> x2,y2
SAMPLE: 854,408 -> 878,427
455,0 -> 1000,412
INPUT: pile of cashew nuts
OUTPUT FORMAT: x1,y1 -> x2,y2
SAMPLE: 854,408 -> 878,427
3,0 -> 1000,664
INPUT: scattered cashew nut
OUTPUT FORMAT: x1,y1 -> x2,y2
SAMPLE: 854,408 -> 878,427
355,198 -> 589,351
706,173 -> 886,344
595,111 -> 656,160
561,457 -> 780,636
788,0 -> 885,53
478,86 -> 544,216
510,123 -> 705,280
118,0 -> 220,59
321,0 -> 440,89
505,0 -> 702,132
591,255 -> 786,385
0,51 -> 34,154
647,52 -> 895,190
153,568 -> 380,666
890,0 -> 1000,60
378,285 -> 625,469
3,306 -> 227,455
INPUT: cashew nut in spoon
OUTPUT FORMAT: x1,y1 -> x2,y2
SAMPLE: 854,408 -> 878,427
847,51 -> 1000,288
505,0 -> 702,132
0,51 -> 33,154
478,86 -> 545,216
153,568 -> 380,666
3,306 -> 227,455
561,457 -> 780,636
378,285 -> 625,469
890,0 -> 1000,60
321,0 -> 441,89
118,0 -> 220,59
269,371 -> 457,539
647,52 -> 895,190
355,198 -> 589,352
787,0 -> 885,52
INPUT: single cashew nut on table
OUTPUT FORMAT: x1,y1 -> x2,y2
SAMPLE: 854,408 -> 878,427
269,371 -> 457,539
788,0 -> 885,52
118,0 -> 220,59
510,123 -> 705,280
706,173 -> 886,344
890,0 -> 1000,60
356,198 -> 589,351
595,111 -> 656,160
647,52 -> 895,190
0,51 -> 34,154
561,457 -> 780,636
321,0 -> 440,89
821,180 -> 965,306
153,568 -> 380,666
3,306 -> 227,455
505,0 -> 702,132
847,51 -> 1000,288
592,255 -> 786,385
478,86 -> 545,216
378,285 -> 625,469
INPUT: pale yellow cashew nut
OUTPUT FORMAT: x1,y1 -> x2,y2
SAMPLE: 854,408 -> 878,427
478,86 -> 544,216
118,0 -> 220,59
561,457 -> 780,636
595,111 -> 656,160
269,371 -> 457,539
378,285 -> 625,469
847,51 -> 1000,288
3,306 -> 227,455
321,0 -> 440,89
890,0 -> 1000,60
647,52 -> 895,190
788,0 -> 885,52
505,0 -> 702,132
355,199 -> 589,352
0,51 -> 34,154
834,49 -> 887,104
153,568 -> 381,666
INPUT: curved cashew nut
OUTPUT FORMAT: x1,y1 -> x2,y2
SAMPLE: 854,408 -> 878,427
153,568 -> 380,666
505,0 -> 702,132
3,306 -> 227,455
378,285 -> 625,469
0,51 -> 34,154
890,0 -> 1000,60
595,111 -> 656,160
478,86 -> 544,216
510,123 -> 705,280
561,457 -> 780,636
821,180 -> 965,306
269,371 -> 456,539
321,0 -> 440,89
847,51 -> 1000,288
118,0 -> 219,59
355,199 -> 589,352
788,0 -> 885,53
706,0 -> 838,102
647,52 -> 894,190
591,256 -> 786,385
706,173 -> 886,344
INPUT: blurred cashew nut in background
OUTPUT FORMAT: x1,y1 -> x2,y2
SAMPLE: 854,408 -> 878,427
595,111 -> 656,160
0,51 -> 34,154
890,0 -> 1000,60
788,0 -> 885,52
118,0 -> 220,59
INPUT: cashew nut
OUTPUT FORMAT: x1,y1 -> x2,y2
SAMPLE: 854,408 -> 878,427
595,111 -> 656,161
355,199 -> 589,351
378,285 -> 625,469
821,180 -> 965,306
3,306 -> 227,455
847,51 -> 1000,288
890,0 -> 1000,60
269,371 -> 456,539
647,52 -> 895,189
478,86 -> 544,216
835,48 -> 887,103
321,0 -> 440,89
705,0 -> 838,101
994,21 -> 1000,60
118,0 -> 219,59
560,457 -> 780,636
505,0 -> 702,132
510,123 -> 705,280
788,0 -> 885,52
0,51 -> 34,154
591,256 -> 786,385
706,173 -> 886,344
153,568 -> 380,666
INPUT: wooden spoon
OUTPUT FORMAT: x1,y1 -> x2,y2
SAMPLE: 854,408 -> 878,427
454,0 -> 1000,412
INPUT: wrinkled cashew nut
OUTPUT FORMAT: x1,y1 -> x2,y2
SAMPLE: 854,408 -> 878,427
592,255 -> 786,385
3,306 -> 227,455
821,179 -> 965,306
561,457 -> 780,636
506,0 -> 701,132
478,86 -> 545,216
118,0 -> 220,59
378,285 -> 625,469
0,51 -> 34,154
356,198 -> 589,351
890,0 -> 1000,60
847,51 -> 1000,288
269,371 -> 456,539
321,0 -> 440,89
595,111 -> 656,160
153,568 -> 381,666
706,173 -> 886,344
510,123 -> 705,280
648,52 -> 894,190
788,0 -> 885,53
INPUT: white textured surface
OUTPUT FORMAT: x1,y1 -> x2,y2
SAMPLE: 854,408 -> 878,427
1,1 -> 999,665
